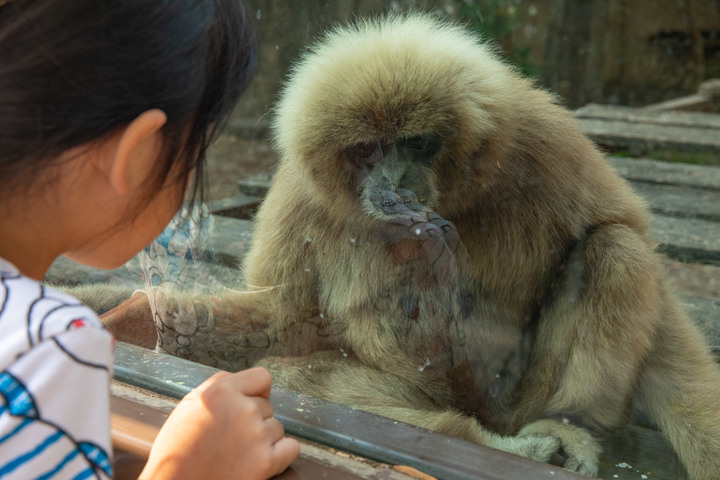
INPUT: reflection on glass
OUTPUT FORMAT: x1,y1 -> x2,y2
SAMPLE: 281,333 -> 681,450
45,2 -> 720,480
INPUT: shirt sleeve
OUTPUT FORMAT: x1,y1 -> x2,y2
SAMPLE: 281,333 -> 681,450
0,322 -> 114,480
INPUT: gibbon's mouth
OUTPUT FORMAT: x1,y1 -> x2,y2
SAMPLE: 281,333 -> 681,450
359,182 -> 432,221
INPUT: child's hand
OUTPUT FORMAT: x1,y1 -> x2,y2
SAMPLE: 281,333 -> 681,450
140,367 -> 300,480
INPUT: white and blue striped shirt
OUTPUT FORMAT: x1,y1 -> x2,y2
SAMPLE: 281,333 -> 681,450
0,258 -> 113,479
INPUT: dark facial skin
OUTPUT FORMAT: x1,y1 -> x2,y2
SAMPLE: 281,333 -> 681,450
347,134 -> 442,216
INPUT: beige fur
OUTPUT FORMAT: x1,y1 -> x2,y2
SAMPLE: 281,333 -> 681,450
235,14 -> 720,478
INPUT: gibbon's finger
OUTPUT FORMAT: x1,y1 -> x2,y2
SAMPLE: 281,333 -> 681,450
381,217 -> 445,263
394,189 -> 465,259
380,217 -> 460,289
428,216 -> 462,254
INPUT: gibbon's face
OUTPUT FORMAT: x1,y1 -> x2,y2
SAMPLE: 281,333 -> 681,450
344,134 -> 442,215
273,15 -> 513,215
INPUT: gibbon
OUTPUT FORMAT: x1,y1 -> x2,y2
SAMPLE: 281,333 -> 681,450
98,13 -> 720,478
242,14 -> 720,478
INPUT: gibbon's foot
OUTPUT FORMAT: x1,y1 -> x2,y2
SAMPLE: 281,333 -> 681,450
518,419 -> 601,476
485,431 -> 561,464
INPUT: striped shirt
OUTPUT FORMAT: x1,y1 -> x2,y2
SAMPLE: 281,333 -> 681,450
0,258 -> 113,479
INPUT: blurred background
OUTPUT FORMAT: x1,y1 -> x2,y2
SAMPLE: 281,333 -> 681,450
197,0 -> 719,306
238,0 -> 720,114
207,0 -> 720,198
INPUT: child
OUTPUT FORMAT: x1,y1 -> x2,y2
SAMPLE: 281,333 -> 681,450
0,1 -> 300,478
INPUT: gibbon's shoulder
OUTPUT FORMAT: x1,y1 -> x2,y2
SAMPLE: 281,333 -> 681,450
272,13 -> 526,159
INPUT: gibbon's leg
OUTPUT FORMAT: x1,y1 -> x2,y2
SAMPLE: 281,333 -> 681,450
636,299 -> 720,480
511,223 -> 665,476
259,351 -> 561,463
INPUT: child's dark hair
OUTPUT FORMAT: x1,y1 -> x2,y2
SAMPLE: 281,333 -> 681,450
0,0 -> 257,206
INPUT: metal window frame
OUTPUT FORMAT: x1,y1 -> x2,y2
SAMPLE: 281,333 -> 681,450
113,342 -> 583,480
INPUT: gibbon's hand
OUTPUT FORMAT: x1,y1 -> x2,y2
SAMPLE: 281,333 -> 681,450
140,368 -> 300,480
370,188 -> 464,290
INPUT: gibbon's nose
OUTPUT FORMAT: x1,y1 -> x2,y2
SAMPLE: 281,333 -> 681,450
380,144 -> 406,188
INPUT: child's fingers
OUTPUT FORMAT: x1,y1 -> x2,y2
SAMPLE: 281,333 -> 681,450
247,396 -> 275,420
231,367 -> 273,399
264,417 -> 286,442
192,367 -> 272,401
270,436 -> 301,477
188,371 -> 232,398
190,370 -> 276,421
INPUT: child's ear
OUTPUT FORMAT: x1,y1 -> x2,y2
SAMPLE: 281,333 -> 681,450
109,109 -> 167,195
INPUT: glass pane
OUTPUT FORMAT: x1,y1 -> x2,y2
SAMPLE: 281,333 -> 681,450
45,2 -> 720,479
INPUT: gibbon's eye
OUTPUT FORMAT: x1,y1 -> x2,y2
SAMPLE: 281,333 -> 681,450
346,141 -> 383,167
400,135 -> 441,159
